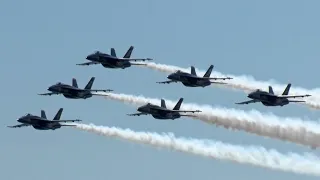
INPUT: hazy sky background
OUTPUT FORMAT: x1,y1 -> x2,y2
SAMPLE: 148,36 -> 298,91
1,0 -> 320,179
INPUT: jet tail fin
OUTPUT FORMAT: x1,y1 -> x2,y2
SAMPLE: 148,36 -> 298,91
84,77 -> 95,90
111,48 -> 117,57
203,65 -> 214,78
41,110 -> 47,119
191,66 -> 197,76
173,98 -> 183,110
268,86 -> 274,94
161,99 -> 166,108
72,78 -> 78,88
123,46 -> 134,58
282,83 -> 291,95
53,108 -> 63,120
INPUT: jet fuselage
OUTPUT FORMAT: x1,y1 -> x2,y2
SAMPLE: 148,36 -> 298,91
86,53 -> 131,69
137,104 -> 181,120
248,91 -> 289,106
48,83 -> 92,99
17,115 -> 62,130
167,73 -> 211,87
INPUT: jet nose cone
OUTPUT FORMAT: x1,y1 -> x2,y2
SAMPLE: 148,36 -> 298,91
247,93 -> 254,98
86,55 -> 94,60
48,86 -> 53,91
17,118 -> 23,123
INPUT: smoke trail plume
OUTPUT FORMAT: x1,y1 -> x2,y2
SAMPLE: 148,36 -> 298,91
137,62 -> 320,109
96,92 -> 320,148
74,123 -> 320,176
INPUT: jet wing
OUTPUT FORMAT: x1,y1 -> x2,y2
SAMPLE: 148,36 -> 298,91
130,63 -> 148,66
90,89 -> 113,92
127,113 -> 148,116
55,119 -> 82,123
172,110 -> 202,113
204,77 -> 233,80
38,92 -> 60,96
7,124 -> 30,128
122,58 -> 153,61
210,81 -> 228,84
156,80 -> 177,84
76,62 -> 100,66
279,94 -> 311,99
236,99 -> 260,105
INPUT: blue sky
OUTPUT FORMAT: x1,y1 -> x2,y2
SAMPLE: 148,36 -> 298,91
1,0 -> 320,179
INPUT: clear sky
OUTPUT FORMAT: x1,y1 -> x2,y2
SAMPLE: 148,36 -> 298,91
1,0 -> 320,179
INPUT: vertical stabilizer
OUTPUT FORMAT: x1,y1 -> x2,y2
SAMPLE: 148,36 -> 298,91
191,66 -> 197,76
161,99 -> 166,108
282,83 -> 291,95
53,108 -> 63,120
41,110 -> 47,119
84,77 -> 95,90
72,78 -> 78,88
111,48 -> 117,57
123,46 -> 134,58
173,98 -> 183,110
268,86 -> 274,94
203,65 -> 214,78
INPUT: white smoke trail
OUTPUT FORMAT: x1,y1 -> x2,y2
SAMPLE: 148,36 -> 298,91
74,123 -> 320,176
96,92 -> 320,148
137,62 -> 320,109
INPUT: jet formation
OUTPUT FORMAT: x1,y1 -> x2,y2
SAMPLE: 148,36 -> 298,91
7,108 -> 81,130
8,45 -> 313,132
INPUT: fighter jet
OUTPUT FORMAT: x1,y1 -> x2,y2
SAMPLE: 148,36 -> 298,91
127,98 -> 201,120
236,83 -> 311,106
38,77 -> 113,99
77,46 -> 153,69
156,65 -> 232,87
7,108 -> 81,130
